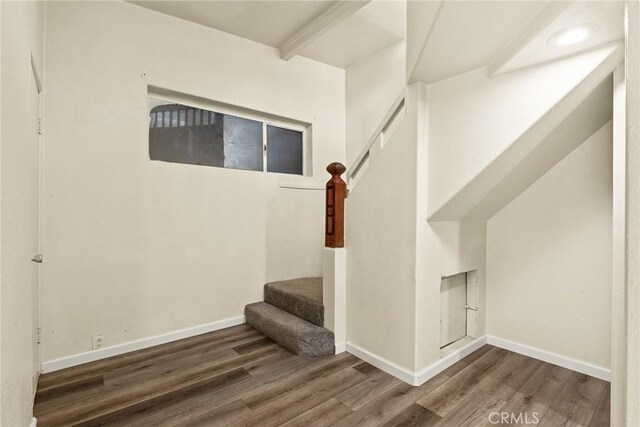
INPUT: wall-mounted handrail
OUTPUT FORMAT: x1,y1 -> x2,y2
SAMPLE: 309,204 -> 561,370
278,181 -> 325,190
347,88 -> 406,182
325,162 -> 347,248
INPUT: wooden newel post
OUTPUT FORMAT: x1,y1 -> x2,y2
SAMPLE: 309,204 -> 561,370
325,162 -> 347,248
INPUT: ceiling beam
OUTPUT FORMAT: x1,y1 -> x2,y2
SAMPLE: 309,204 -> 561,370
487,1 -> 574,78
280,0 -> 371,61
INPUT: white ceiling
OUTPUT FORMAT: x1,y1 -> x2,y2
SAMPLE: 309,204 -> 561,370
129,0 -> 406,69
299,0 -> 406,69
410,1 -> 548,84
496,1 -> 624,75
409,0 -> 625,84
130,0 -> 623,79
129,1 -> 336,47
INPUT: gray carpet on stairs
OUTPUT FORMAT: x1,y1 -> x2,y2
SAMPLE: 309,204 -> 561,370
264,277 -> 324,326
245,302 -> 334,357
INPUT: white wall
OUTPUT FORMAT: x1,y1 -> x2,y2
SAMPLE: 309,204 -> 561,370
487,122 -> 613,369
344,21 -> 619,384
427,45 -> 621,217
416,42 -> 620,379
611,65 -> 626,426
345,83 -> 488,378
1,0 -> 44,425
623,1 -> 640,423
345,41 -> 405,166
42,1 -> 345,362
414,82 -> 487,373
345,84 -> 418,372
415,220 -> 487,370
343,39 -> 412,372
406,1 -> 440,83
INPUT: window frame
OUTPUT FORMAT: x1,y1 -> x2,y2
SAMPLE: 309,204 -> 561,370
148,89 -> 309,176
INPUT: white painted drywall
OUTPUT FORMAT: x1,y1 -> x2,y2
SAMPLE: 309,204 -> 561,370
322,247 -> 346,352
345,41 -> 405,166
427,45 -> 621,218
406,0 -> 441,82
42,1 -> 345,362
487,122 -> 613,369
611,65 -> 626,426
344,25 -> 618,385
0,1 -> 44,425
414,83 -> 487,373
624,1 -> 640,423
346,82 -> 488,378
430,73 -> 616,221
343,40 -> 410,368
415,220 -> 487,370
345,84 -> 419,371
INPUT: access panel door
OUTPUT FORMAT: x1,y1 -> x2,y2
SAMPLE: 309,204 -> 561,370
440,273 -> 467,348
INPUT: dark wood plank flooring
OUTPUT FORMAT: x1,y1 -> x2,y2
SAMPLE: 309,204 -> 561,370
34,324 -> 610,426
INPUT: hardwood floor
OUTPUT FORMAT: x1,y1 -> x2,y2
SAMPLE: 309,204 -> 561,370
34,325 -> 610,426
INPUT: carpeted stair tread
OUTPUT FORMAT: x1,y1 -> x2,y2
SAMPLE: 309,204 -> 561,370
264,277 -> 324,326
245,302 -> 334,357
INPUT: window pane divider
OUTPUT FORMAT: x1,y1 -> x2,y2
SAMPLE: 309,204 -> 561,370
262,122 -> 268,172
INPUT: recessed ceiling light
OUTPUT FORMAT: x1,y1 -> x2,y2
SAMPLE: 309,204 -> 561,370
547,24 -> 600,47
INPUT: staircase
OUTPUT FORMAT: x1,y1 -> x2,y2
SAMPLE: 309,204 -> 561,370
245,277 -> 335,357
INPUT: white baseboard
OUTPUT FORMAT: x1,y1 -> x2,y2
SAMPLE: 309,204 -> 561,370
346,337 -> 488,386
335,342 -> 346,354
41,315 -> 246,373
30,417 -> 37,427
342,336 -> 609,386
345,342 -> 417,385
414,335 -> 488,385
486,335 -> 611,382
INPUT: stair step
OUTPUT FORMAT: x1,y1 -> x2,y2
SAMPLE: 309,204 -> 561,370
245,302 -> 334,357
264,277 -> 324,326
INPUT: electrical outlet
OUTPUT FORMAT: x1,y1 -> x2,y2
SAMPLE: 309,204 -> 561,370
92,335 -> 104,350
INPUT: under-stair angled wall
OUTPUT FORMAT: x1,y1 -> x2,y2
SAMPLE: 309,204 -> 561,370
427,44 -> 622,221
487,121 -> 613,376
344,82 -> 488,383
345,26 -> 622,386
414,44 -> 622,377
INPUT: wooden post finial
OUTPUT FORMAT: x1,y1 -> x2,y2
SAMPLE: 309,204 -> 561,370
325,162 -> 347,248
326,162 -> 346,176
